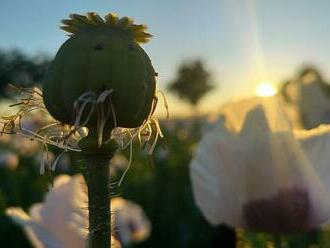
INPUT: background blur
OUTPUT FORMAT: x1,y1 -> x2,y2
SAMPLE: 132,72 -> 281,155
1,0 -> 330,247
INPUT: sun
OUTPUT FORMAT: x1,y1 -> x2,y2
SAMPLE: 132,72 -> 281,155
255,81 -> 278,97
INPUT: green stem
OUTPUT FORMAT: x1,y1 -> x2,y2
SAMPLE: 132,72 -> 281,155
78,134 -> 118,248
84,154 -> 111,248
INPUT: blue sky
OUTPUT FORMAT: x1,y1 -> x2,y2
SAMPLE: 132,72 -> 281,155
1,0 -> 330,114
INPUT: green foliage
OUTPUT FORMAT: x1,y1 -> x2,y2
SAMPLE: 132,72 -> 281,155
238,229 -> 322,248
168,59 -> 214,107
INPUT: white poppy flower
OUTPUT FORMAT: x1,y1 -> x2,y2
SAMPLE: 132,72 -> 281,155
6,175 -> 121,248
190,97 -> 330,233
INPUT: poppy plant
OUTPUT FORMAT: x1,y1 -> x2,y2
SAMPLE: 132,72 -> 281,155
1,12 -> 167,248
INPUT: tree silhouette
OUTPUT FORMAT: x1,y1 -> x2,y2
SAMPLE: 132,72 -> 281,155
168,59 -> 213,107
0,49 -> 50,97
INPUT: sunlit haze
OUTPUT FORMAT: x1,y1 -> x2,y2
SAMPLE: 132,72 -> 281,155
255,82 -> 278,97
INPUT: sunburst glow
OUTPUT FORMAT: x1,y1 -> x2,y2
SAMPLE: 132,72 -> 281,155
255,82 -> 278,97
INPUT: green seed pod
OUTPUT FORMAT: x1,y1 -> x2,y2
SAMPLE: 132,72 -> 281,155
43,12 -> 156,129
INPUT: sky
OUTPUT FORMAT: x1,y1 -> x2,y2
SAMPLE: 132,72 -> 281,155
1,0 -> 330,115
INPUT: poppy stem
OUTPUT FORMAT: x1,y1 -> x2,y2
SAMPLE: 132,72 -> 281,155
78,133 -> 118,248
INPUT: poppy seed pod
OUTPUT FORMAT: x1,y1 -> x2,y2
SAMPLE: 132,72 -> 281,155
43,12 -> 156,130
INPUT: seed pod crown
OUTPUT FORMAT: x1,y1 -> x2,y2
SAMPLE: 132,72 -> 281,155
61,12 -> 152,43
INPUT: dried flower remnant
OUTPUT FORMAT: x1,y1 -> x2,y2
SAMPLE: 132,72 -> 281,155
0,90 -> 165,187
0,85 -> 82,151
0,84 -> 166,171
0,86 -> 84,175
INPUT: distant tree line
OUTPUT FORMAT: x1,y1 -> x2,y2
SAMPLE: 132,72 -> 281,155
0,49 -> 50,97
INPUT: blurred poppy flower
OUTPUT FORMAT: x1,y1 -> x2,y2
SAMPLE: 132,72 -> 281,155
190,97 -> 330,233
5,173 -> 151,247
6,175 -> 121,248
